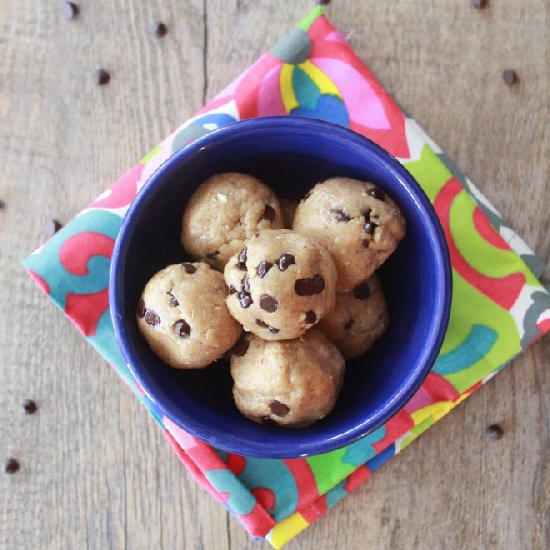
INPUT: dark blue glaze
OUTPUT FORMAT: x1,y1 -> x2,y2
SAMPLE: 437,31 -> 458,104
109,117 -> 451,458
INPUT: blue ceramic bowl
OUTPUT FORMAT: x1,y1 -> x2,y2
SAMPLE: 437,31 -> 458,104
110,117 -> 451,459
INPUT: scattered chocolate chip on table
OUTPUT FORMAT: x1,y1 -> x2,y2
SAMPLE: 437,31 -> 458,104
485,423 -> 504,441
93,68 -> 110,86
22,399 -> 37,414
60,1 -> 79,20
4,458 -> 20,474
502,69 -> 519,86
150,21 -> 168,38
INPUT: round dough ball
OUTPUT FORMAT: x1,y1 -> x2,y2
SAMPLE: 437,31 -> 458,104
293,177 -> 406,293
181,172 -> 284,271
280,198 -> 298,228
230,329 -> 345,427
137,262 -> 242,369
224,229 -> 337,340
317,274 -> 389,359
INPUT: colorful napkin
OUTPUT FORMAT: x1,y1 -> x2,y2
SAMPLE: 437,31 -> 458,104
24,6 -> 550,548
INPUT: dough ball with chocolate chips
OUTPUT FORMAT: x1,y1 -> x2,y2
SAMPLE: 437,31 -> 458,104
317,274 -> 389,359
224,229 -> 337,340
181,172 -> 284,271
137,262 -> 242,369
230,329 -> 345,427
293,177 -> 406,293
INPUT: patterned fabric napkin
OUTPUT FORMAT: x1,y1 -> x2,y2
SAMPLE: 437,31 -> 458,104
24,6 -> 550,548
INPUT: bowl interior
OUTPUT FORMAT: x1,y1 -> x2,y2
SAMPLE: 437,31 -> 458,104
111,118 -> 449,458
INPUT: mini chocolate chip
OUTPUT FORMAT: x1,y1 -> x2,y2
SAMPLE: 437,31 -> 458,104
278,254 -> 296,271
295,278 -> 314,296
4,458 -> 19,474
344,318 -> 354,330
46,218 -> 63,237
269,400 -> 290,417
312,274 -> 325,294
471,0 -> 488,8
364,222 -> 376,236
22,399 -> 37,414
174,319 -> 191,337
261,416 -> 278,426
241,275 -> 250,294
485,424 -> 504,441
330,208 -> 351,222
353,282 -> 371,300
145,310 -> 160,327
93,68 -> 110,86
238,293 -> 253,308
237,247 -> 247,270
0,199 -> 5,209
150,21 -> 167,38
261,204 -> 276,221
181,262 -> 196,274
255,319 -> 269,328
257,260 -> 273,278
60,2 -> 79,19
207,251 -> 220,259
268,326 -> 280,334
169,296 -> 179,307
232,335 -> 250,357
367,187 -> 386,201
260,294 -> 278,313
305,310 -> 317,324
503,69 -> 519,86
136,299 -> 146,318
362,207 -> 372,221
228,285 -> 237,295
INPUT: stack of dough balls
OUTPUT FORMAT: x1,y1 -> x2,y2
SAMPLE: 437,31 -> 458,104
137,172 -> 406,428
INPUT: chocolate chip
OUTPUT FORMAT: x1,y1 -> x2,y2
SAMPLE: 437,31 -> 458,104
502,69 -> 519,86
207,251 -> 220,259
471,0 -> 488,8
257,261 -> 273,278
312,274 -> 325,294
169,296 -> 179,307
344,318 -> 354,330
228,285 -> 237,295
22,399 -> 37,414
362,207 -> 372,221
269,400 -> 290,417
364,222 -> 376,236
367,187 -> 386,201
260,416 -> 278,426
145,310 -> 160,327
5,458 -> 20,474
255,319 -> 269,328
261,204 -> 276,221
232,335 -> 250,357
93,68 -> 110,86
237,247 -> 247,270
60,2 -> 79,19
0,199 -> 5,210
305,310 -> 317,324
485,424 -> 504,441
330,208 -> 351,222
150,21 -> 167,38
241,275 -> 250,294
174,319 -> 191,337
268,326 -> 280,334
278,254 -> 295,271
136,299 -> 146,318
238,293 -> 253,308
260,294 -> 278,313
295,278 -> 314,296
181,262 -> 196,274
353,282 -> 371,300
46,218 -> 63,237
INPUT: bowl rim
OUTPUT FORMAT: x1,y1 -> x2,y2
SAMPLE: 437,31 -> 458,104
109,116 -> 452,458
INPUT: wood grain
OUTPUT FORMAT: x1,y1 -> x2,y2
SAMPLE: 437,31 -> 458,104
0,1 -> 548,549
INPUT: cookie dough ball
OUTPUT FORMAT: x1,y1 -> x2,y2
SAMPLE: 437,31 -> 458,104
181,173 -> 284,271
230,329 -> 345,427
293,177 -> 406,293
280,199 -> 298,228
224,229 -> 337,340
137,262 -> 242,368
317,275 -> 389,359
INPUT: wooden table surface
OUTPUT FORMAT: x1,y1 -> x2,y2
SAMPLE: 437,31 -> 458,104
1,1 -> 549,548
